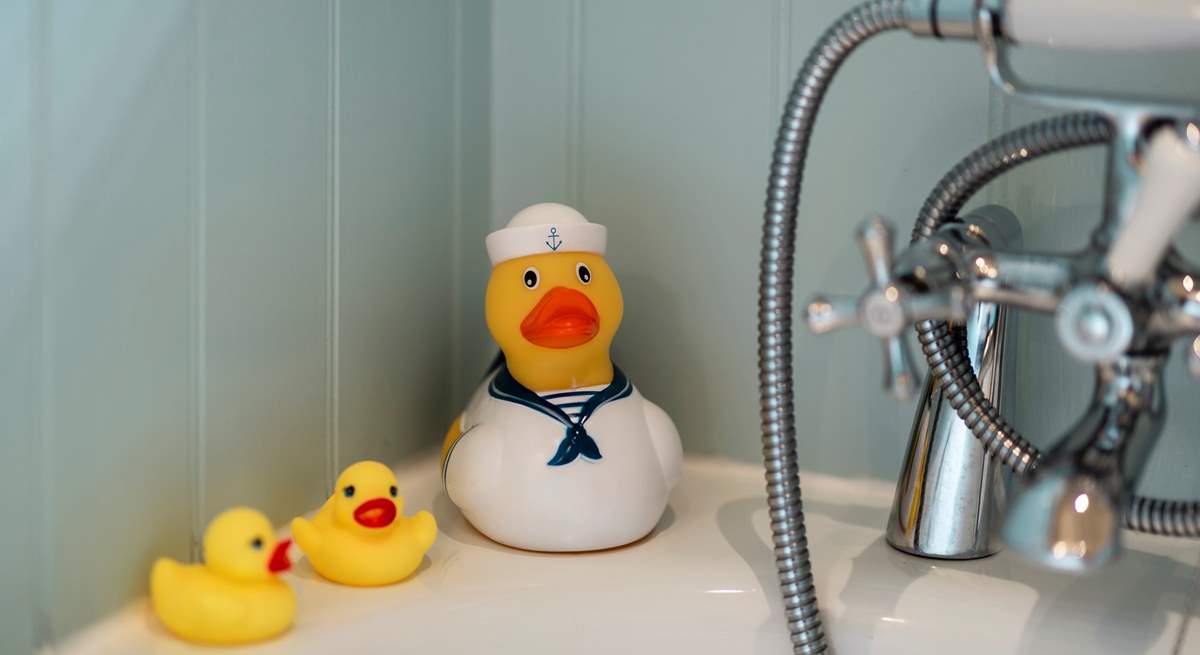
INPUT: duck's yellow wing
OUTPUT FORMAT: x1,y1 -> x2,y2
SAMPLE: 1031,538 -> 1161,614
191,582 -> 249,628
151,560 -> 248,634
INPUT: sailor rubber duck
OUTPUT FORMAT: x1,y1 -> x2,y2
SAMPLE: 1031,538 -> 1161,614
441,202 -> 682,552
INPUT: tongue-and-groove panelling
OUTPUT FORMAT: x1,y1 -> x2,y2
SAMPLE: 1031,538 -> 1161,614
2,0 -> 487,648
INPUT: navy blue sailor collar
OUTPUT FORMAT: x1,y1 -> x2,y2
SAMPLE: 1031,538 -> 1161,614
488,363 -> 633,466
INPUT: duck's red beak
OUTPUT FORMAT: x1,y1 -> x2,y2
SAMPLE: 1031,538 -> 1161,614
354,498 -> 397,528
520,287 -> 599,349
268,539 -> 292,574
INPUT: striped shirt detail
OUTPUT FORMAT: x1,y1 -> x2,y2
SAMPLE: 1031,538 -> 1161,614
538,386 -> 603,421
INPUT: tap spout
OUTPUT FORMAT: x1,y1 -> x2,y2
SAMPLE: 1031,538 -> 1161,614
1001,354 -> 1168,572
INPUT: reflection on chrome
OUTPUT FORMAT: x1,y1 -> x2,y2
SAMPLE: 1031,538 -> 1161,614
1074,493 -> 1090,514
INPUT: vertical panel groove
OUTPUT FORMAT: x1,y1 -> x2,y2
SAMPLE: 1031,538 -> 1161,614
31,0 -> 54,647
565,0 -> 584,207
325,0 -> 342,491
983,82 -> 1010,203
768,0 -> 791,142
450,0 -> 465,412
188,0 -> 209,563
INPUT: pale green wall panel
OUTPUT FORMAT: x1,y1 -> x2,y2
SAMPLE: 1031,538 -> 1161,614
0,0 -> 38,651
41,0 -> 194,640
450,0 -> 495,408
336,0 -> 455,469
201,0 -> 331,524
488,0 -> 573,226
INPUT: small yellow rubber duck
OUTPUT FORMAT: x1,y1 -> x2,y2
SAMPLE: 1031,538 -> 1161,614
150,507 -> 295,645
291,460 -> 437,586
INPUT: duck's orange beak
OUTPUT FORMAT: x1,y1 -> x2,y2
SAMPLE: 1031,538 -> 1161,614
520,287 -> 599,349
268,539 -> 292,574
354,498 -> 397,528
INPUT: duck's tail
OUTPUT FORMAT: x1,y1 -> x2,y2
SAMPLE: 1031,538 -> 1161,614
149,558 -> 181,599
290,516 -> 323,558
412,510 -> 438,552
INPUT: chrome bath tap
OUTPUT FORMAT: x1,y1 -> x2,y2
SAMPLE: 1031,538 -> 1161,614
802,20 -> 1200,573
882,206 -> 1019,560
755,0 -> 1200,650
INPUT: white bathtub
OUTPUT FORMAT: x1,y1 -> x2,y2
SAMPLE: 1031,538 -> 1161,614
58,452 -> 1200,654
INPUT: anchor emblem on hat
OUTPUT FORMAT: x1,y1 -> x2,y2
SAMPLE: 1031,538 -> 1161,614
484,203 -> 606,265
545,226 -> 563,251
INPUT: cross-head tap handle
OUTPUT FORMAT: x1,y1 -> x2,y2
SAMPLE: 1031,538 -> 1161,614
857,214 -> 896,289
802,215 -> 971,399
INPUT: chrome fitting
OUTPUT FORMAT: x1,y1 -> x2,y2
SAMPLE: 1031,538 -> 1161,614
904,0 -> 998,40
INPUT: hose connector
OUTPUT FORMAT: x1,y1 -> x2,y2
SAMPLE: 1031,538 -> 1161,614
903,0 -> 1000,40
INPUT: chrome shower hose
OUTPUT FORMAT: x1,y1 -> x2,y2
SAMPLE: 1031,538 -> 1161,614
758,0 -> 906,651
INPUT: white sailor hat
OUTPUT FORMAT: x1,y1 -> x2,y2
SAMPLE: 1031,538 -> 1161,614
485,203 -> 607,266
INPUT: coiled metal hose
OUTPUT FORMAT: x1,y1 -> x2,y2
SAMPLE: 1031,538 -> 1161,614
1126,497 -> 1200,536
758,0 -> 906,651
910,112 -> 1200,537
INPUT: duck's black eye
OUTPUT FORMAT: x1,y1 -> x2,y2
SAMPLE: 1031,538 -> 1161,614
251,537 -> 263,550
523,267 -> 539,289
576,263 -> 591,285
389,485 -> 398,498
343,485 -> 355,498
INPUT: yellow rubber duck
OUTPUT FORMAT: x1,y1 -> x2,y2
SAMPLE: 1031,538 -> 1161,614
441,203 -> 682,552
150,507 -> 295,645
291,460 -> 437,586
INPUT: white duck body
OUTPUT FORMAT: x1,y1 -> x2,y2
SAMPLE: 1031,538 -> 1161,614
443,366 -> 682,552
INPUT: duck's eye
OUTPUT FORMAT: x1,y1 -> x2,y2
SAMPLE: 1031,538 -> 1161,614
522,267 -> 539,289
343,485 -> 355,498
576,263 -> 591,285
250,537 -> 263,550
389,485 -> 398,498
